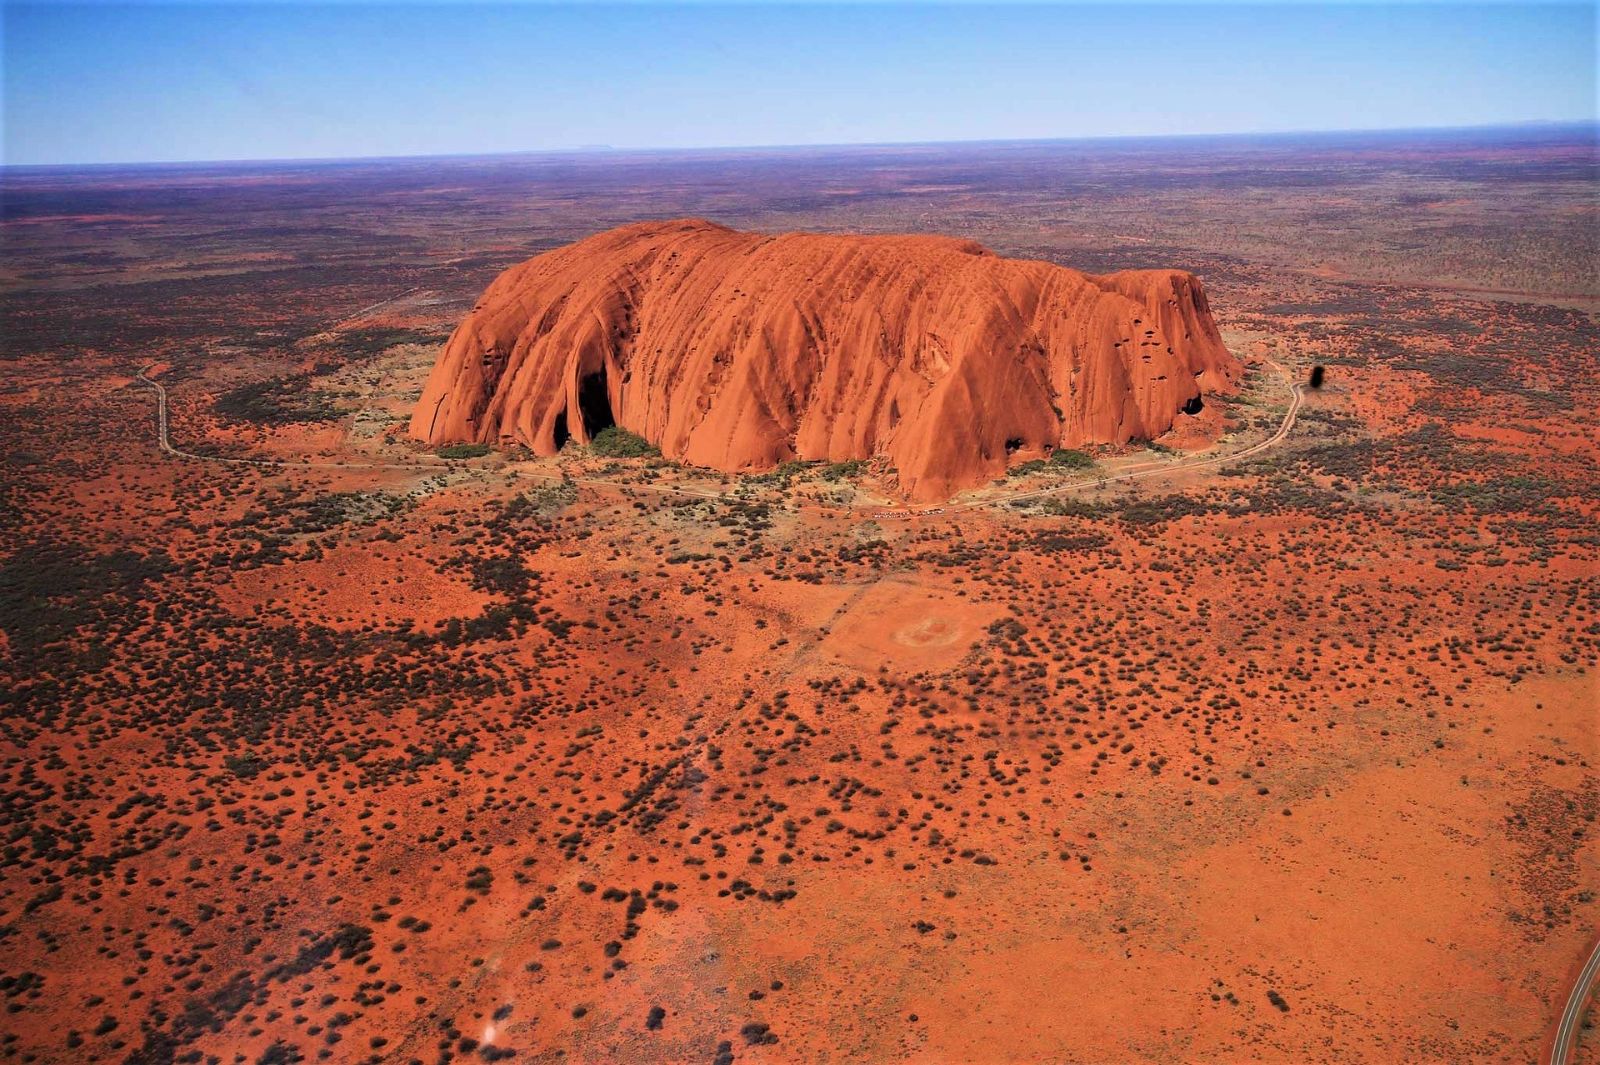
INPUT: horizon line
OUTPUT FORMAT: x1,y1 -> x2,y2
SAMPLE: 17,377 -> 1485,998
3,117 -> 1595,172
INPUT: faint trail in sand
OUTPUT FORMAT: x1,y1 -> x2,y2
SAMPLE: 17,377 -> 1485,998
330,287 -> 424,326
135,273 -> 1301,516
135,325 -> 1301,1059
956,357 -> 1303,513
139,355 -> 1301,520
375,559 -> 890,1062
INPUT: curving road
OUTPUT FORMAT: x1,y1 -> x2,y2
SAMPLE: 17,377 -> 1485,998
142,365 -> 452,472
137,355 -> 1302,518
1550,934 -> 1600,1065
954,357 -> 1302,513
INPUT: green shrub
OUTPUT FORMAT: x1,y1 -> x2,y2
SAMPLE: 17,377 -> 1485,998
749,459 -> 814,485
437,442 -> 492,460
588,427 -> 659,458
215,374 -> 346,425
1013,450 -> 1094,478
1041,498 -> 1104,518
225,754 -> 267,779
503,481 -> 577,517
1049,448 -> 1094,469
819,459 -> 866,481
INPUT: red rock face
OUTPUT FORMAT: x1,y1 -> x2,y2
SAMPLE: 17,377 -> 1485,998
412,219 -> 1240,501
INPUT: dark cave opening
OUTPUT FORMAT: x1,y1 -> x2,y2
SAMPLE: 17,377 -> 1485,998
1004,437 -> 1025,454
578,370 -> 616,437
552,410 -> 570,451
1181,394 -> 1204,415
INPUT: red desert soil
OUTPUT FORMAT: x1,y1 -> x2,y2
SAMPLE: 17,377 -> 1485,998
411,220 -> 1240,501
0,130 -> 1595,1065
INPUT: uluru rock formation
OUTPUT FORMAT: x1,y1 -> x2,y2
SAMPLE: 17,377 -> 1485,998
412,220 -> 1241,501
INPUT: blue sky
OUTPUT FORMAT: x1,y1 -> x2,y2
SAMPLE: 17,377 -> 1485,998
3,2 -> 1595,165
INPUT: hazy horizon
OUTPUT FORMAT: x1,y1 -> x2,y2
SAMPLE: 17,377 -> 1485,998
3,117 -> 1595,173
5,1 -> 1595,167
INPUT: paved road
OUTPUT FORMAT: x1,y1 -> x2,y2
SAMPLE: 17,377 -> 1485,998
142,364 -> 465,472
1551,934 -> 1600,1065
136,355 -> 1301,518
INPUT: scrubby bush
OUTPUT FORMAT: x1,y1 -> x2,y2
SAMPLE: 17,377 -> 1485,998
1050,448 -> 1094,468
588,427 -> 658,458
819,459 -> 866,481
214,375 -> 345,425
437,442 -> 491,460
1013,449 -> 1094,477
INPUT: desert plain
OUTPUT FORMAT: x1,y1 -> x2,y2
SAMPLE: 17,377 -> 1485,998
0,125 -> 1596,1063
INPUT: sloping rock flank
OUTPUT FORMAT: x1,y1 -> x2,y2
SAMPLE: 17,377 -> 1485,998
412,220 -> 1241,501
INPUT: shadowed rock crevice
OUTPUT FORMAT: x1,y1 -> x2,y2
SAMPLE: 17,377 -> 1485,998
578,369 -> 615,439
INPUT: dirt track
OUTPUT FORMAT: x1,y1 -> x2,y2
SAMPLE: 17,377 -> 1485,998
136,356 -> 1302,520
